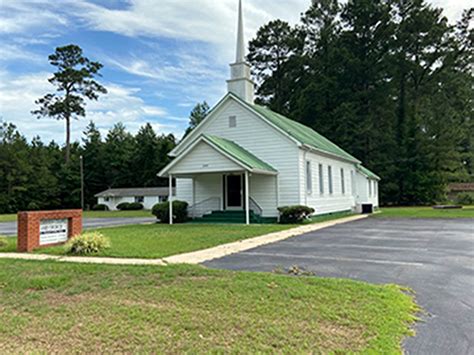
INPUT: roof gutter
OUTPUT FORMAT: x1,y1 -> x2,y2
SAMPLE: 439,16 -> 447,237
301,144 -> 361,164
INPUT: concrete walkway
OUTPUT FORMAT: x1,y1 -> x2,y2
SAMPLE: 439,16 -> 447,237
0,214 -> 367,266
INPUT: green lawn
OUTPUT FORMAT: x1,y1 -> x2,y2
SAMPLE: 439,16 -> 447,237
0,224 -> 292,258
0,214 -> 16,222
0,210 -> 152,222
374,206 -> 474,219
0,260 -> 418,353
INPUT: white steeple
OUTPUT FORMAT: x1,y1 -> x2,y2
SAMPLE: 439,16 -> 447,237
227,0 -> 255,103
235,0 -> 245,63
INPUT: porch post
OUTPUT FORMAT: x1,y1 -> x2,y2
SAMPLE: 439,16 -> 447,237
169,174 -> 173,225
192,177 -> 196,218
245,171 -> 250,225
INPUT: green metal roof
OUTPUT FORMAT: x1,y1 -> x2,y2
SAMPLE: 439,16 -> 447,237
203,134 -> 277,173
357,165 -> 381,180
250,104 -> 360,163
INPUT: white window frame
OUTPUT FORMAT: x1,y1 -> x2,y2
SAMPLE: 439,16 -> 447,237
368,180 -> 372,197
328,166 -> 333,194
306,161 -> 312,194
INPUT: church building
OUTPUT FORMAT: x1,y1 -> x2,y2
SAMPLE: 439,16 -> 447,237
159,0 -> 380,224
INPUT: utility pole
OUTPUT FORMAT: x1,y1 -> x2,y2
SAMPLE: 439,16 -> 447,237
80,155 -> 84,211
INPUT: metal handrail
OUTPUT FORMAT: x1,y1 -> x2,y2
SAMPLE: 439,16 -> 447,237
190,197 -> 220,218
249,197 -> 263,216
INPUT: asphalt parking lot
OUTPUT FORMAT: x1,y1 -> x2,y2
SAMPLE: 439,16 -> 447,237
205,218 -> 474,354
0,217 -> 156,237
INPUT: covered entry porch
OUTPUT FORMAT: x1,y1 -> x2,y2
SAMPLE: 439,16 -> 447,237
159,135 -> 279,224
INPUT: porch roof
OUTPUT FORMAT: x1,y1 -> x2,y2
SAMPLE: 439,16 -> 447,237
159,135 -> 277,177
203,135 -> 277,173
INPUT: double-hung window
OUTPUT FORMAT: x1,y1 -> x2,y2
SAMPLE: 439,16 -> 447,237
306,161 -> 312,194
341,168 -> 345,194
318,164 -> 324,194
328,166 -> 333,194
350,170 -> 355,195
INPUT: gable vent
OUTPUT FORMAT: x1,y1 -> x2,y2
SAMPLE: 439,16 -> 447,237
229,116 -> 237,128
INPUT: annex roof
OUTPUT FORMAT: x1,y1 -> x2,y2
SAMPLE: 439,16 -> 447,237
357,165 -> 381,180
95,187 -> 173,198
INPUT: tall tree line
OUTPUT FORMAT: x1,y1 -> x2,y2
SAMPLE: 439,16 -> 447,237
0,121 -> 175,213
248,0 -> 473,205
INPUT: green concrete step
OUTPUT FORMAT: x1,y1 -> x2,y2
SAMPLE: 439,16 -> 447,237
190,210 -> 277,224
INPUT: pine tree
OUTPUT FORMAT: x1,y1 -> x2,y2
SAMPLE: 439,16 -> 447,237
82,122 -> 106,208
32,45 -> 107,163
183,102 -> 210,138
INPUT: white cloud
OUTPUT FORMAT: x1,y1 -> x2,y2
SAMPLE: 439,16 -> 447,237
0,1 -> 69,34
0,71 -> 180,143
0,43 -> 43,63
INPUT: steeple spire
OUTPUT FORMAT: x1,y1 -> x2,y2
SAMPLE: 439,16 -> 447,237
227,0 -> 255,103
236,0 -> 245,63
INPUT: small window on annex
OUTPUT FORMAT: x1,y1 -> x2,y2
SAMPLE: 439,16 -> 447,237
306,161 -> 312,194
135,196 -> 144,203
229,116 -> 237,128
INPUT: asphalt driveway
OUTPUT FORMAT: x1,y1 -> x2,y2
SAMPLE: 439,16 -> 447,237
205,218 -> 474,354
0,217 -> 156,237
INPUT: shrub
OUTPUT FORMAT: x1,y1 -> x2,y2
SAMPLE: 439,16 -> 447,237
125,202 -> 144,210
152,200 -> 188,223
278,205 -> 315,224
64,232 -> 110,255
116,202 -> 131,210
0,237 -> 7,249
456,193 -> 474,206
92,204 -> 109,211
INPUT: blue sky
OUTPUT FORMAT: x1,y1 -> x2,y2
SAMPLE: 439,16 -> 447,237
0,0 -> 471,144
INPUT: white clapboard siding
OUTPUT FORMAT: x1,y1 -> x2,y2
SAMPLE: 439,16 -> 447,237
249,174 -> 278,217
355,172 -> 379,208
169,141 -> 242,175
176,175 -> 222,217
200,99 -> 300,208
176,178 -> 193,204
299,150 -> 356,215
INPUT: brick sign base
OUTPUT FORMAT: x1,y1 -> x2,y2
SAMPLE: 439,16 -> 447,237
17,210 -> 82,252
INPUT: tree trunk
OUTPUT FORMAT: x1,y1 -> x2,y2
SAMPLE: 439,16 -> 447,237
65,116 -> 71,164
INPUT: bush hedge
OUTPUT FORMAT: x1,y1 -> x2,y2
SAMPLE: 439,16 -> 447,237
152,200 -> 188,223
116,202 -> 131,210
127,202 -> 144,210
64,232 -> 111,255
117,202 -> 144,210
92,204 -> 109,211
278,205 -> 315,224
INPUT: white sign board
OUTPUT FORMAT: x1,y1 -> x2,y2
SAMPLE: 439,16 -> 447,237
39,219 -> 68,246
